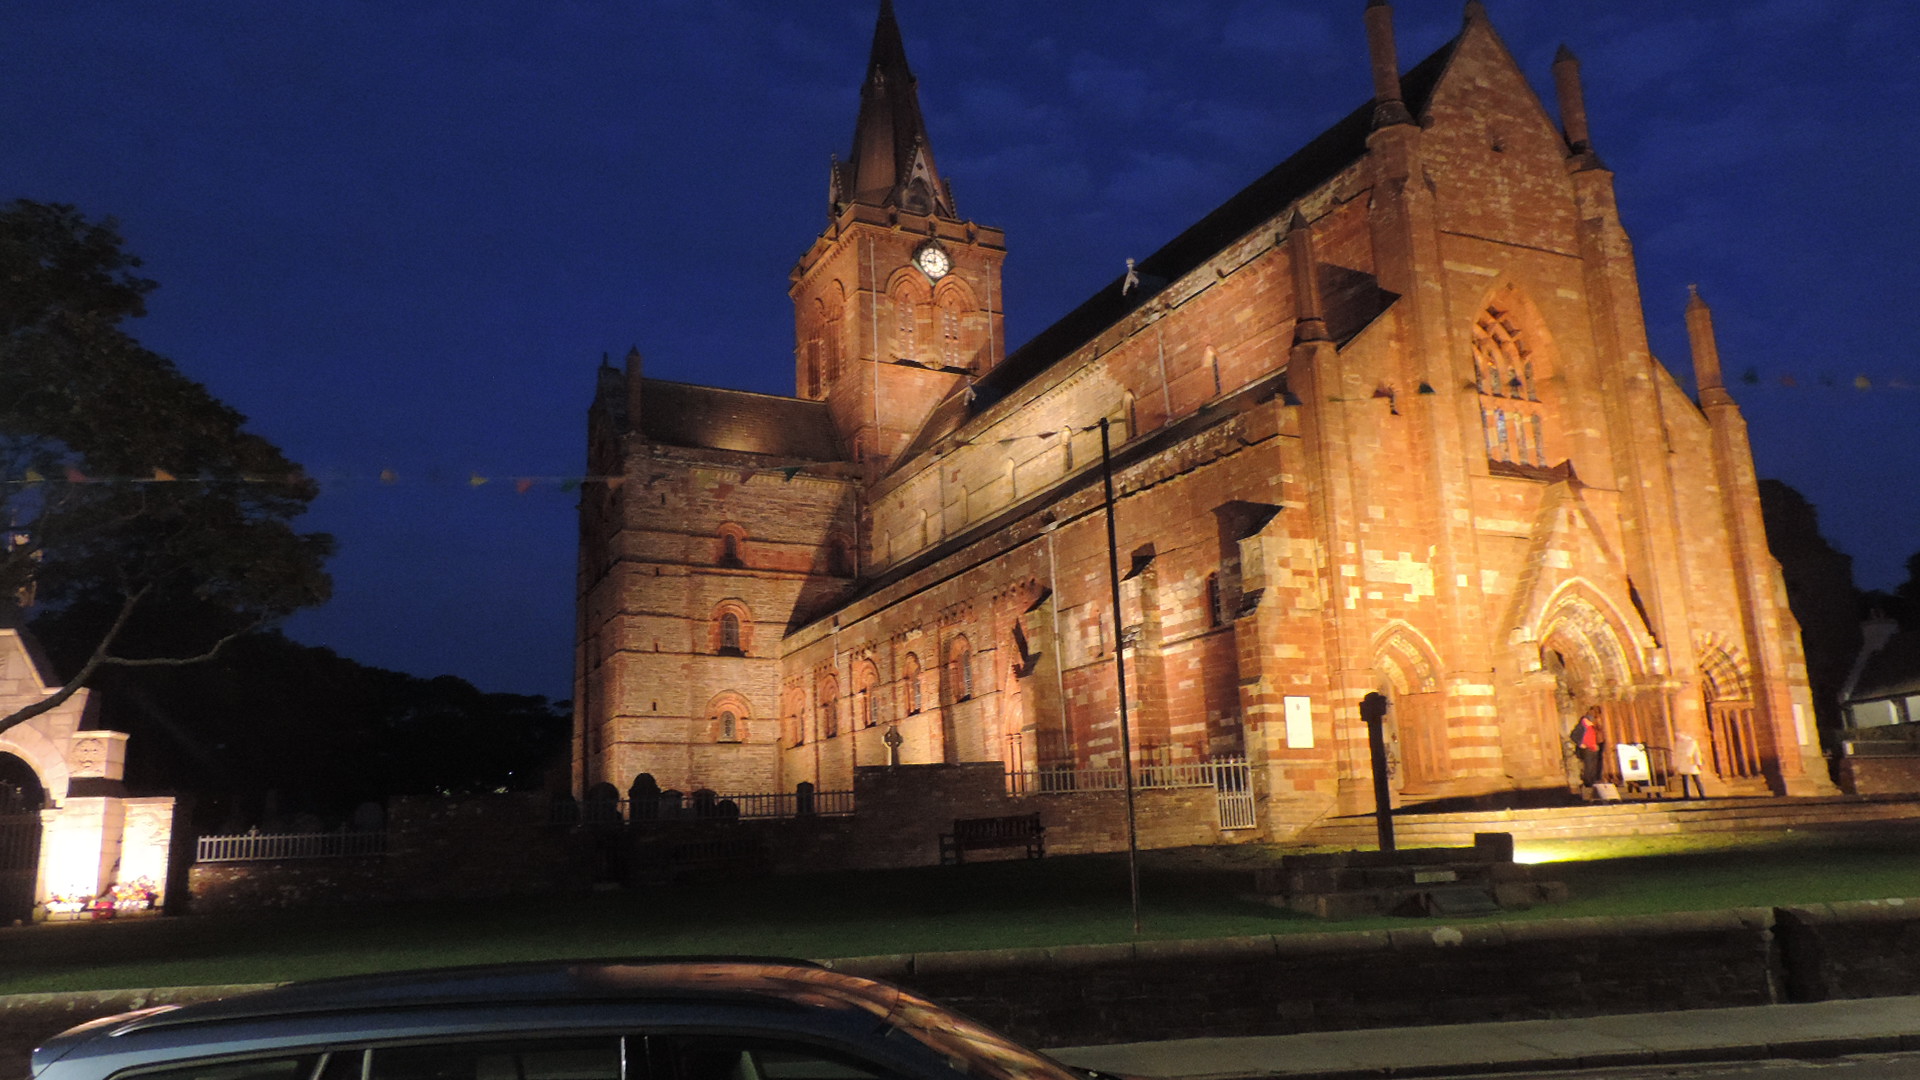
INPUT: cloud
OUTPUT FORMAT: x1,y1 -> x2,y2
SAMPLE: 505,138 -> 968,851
1066,51 -> 1157,121
1218,2 -> 1337,62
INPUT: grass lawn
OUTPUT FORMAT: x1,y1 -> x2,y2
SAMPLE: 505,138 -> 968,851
4,822 -> 1918,996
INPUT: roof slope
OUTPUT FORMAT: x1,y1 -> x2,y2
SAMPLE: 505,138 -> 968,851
893,31 -> 1461,467
1851,629 -> 1920,701
638,379 -> 844,461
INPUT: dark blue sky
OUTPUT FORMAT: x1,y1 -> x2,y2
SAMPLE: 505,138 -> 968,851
6,1 -> 1915,700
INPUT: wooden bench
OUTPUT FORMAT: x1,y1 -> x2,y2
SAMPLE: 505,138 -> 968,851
939,814 -> 1044,865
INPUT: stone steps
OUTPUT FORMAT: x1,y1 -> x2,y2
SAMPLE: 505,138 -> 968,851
1291,794 -> 1920,849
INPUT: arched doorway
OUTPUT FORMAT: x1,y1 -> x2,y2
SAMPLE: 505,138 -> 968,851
0,752 -> 46,924
1374,628 -> 1446,793
1698,643 -> 1766,781
1538,593 -> 1670,788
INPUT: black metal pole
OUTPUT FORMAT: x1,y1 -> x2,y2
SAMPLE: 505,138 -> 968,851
1099,417 -> 1143,934
1360,692 -> 1396,852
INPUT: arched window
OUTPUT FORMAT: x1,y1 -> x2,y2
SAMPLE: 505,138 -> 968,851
948,636 -> 974,702
720,711 -> 737,741
712,602 -> 751,656
718,525 -> 746,568
1474,305 -> 1556,469
803,299 -> 826,399
904,653 -> 923,714
856,660 -> 880,728
782,689 -> 806,747
937,291 -> 966,368
823,287 -> 846,385
819,676 -> 840,739
892,282 -> 922,362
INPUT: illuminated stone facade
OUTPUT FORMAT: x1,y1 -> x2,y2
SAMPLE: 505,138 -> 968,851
574,2 -> 1835,840
0,628 -> 174,916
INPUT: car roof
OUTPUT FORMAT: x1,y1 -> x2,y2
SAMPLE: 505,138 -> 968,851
34,959 -> 914,1078
109,958 -> 886,1036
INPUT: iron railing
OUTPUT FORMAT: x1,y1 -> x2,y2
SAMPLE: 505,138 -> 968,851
195,829 -> 387,863
1006,756 -> 1247,793
561,789 -> 856,825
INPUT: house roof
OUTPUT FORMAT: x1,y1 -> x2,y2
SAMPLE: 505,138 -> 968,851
1849,629 -> 1920,701
637,379 -> 844,461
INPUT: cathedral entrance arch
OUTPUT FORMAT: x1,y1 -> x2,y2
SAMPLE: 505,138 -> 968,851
1698,642 -> 1765,781
1372,626 -> 1445,793
1537,591 -> 1669,786
0,752 -> 46,923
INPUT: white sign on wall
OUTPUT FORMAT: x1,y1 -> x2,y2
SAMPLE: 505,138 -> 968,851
1284,695 -> 1314,748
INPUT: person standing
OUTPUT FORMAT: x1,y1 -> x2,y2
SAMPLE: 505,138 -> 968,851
1570,711 -> 1603,787
1672,729 -> 1706,798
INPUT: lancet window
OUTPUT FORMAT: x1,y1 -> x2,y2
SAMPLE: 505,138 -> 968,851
1473,306 -> 1554,469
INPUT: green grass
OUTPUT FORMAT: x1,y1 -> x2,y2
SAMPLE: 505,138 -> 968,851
4,822 -> 1918,996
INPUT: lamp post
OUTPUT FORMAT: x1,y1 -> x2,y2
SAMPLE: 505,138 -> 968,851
1098,417 -> 1143,934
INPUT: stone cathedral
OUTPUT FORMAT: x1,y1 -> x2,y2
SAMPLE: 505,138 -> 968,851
574,0 -> 1834,842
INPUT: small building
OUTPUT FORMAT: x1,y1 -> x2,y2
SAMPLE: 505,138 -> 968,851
1832,617 -> 1920,796
0,627 -> 175,921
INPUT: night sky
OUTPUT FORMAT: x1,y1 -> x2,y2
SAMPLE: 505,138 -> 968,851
6,1 -> 1915,701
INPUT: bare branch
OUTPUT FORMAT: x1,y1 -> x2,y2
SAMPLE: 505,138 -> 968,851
0,586 -> 143,738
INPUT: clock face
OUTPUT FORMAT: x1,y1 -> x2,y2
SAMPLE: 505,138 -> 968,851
914,242 -> 951,280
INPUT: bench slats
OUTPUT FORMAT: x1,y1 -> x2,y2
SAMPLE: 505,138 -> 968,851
938,814 -> 1044,865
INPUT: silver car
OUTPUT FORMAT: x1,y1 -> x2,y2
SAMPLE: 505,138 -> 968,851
31,960 -> 1095,1080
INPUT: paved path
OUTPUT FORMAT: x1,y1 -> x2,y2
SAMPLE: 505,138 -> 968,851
1052,996 -> 1920,1079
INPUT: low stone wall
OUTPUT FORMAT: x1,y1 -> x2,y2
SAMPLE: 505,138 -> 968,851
1836,755 -> 1920,796
1775,898 -> 1920,1001
16,900 -> 1920,1074
753,764 -> 1233,874
190,793 -> 597,913
191,765 -> 1236,910
832,908 -> 1781,1047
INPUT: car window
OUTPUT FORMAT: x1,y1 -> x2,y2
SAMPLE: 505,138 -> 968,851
664,1037 -> 892,1080
370,1037 -> 623,1080
127,1055 -> 324,1080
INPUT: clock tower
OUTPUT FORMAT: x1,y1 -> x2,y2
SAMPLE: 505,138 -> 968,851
790,0 -> 1006,474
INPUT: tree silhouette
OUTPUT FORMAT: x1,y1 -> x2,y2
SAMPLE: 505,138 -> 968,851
1,201 -> 332,735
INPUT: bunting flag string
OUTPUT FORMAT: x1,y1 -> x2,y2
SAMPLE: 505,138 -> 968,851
6,371 -> 1902,495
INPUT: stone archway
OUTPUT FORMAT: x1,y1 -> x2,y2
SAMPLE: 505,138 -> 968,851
0,752 -> 46,923
1537,593 -> 1670,787
1698,641 -> 1767,782
0,629 -> 176,919
1373,626 -> 1445,794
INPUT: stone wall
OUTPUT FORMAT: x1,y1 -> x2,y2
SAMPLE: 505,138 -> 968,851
189,766 -> 1233,909
16,901 -> 1920,1075
833,908 -> 1781,1048
1835,755 -> 1920,796
750,763 -> 1235,874
189,793 -> 594,913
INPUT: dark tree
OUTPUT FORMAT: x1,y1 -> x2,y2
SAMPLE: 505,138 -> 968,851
43,628 -> 570,829
0,200 -> 332,735
1758,479 -> 1863,743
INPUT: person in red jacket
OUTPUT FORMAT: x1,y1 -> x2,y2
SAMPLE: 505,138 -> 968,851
1569,710 -> 1603,787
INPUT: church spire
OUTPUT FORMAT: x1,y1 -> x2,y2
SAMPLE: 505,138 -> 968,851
834,1 -> 955,219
